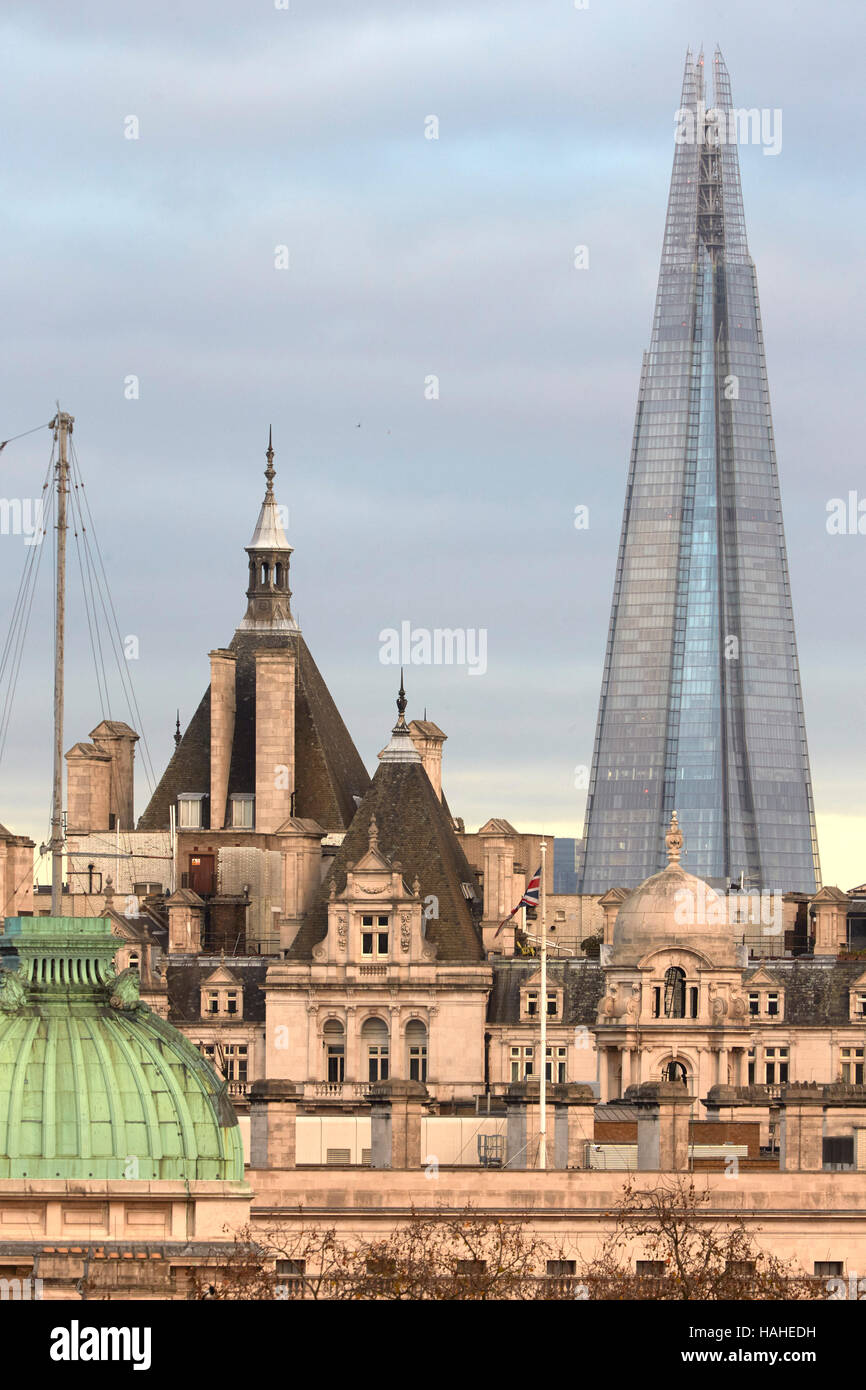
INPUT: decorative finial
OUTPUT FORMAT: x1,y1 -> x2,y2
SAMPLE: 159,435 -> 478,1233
665,810 -> 684,865
329,878 -> 336,901
412,875 -> 420,898
396,669 -> 407,724
104,876 -> 115,909
265,425 -> 275,495
174,710 -> 181,747
368,814 -> 379,854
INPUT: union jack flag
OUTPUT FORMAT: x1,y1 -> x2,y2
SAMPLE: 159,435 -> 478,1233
494,866 -> 542,937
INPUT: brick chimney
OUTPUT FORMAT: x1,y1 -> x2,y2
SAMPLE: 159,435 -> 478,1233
209,650 -> 237,829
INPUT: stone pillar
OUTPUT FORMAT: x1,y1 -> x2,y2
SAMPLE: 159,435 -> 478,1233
626,1081 -> 693,1171
369,1079 -> 428,1169
0,832 -> 35,916
90,721 -> 139,830
65,744 -> 112,832
255,649 -> 295,833
779,1085 -> 825,1172
209,649 -> 237,830
407,720 -> 446,800
505,1081 -> 534,1169
249,1079 -> 299,1169
810,889 -> 850,956
166,889 -> 205,953
552,1083 -> 597,1169
479,835 -> 515,953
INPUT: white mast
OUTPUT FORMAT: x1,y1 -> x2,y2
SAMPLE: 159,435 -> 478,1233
539,835 -> 548,1169
49,410 -> 73,915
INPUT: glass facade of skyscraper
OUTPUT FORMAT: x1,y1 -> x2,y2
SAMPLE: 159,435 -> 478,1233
579,48 -> 821,895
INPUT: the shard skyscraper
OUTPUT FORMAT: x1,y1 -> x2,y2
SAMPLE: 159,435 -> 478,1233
579,48 -> 821,895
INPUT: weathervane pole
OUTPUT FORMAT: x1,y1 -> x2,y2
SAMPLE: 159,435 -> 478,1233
49,409 -> 73,914
539,834 -> 548,1169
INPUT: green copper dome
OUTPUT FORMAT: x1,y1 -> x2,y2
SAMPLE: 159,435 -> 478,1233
0,917 -> 244,1181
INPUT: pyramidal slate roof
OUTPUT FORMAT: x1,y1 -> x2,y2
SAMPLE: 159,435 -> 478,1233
137,629 -> 370,833
288,755 -> 484,962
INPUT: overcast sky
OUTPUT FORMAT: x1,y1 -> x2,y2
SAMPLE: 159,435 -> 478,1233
1,0 -> 864,890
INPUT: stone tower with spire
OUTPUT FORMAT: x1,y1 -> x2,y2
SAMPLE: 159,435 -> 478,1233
238,427 -> 297,633
138,433 -> 371,951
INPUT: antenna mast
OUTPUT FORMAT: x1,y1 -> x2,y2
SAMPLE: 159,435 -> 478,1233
49,410 -> 73,914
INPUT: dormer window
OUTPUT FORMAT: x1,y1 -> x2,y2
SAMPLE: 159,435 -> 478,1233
178,793 -> 205,829
855,993 -> 866,1019
200,980 -> 244,1020
522,987 -> 560,1020
230,794 -> 254,829
362,915 -> 389,958
748,986 -> 783,1020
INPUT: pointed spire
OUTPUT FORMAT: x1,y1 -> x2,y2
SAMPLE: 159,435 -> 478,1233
174,710 -> 181,748
396,669 -> 407,725
665,810 -> 684,866
378,676 -> 422,764
265,425 -> 275,495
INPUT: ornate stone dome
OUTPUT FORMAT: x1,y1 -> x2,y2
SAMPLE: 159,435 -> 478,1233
0,917 -> 244,1181
610,813 -> 739,967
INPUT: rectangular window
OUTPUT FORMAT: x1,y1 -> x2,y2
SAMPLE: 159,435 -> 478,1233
362,918 -> 389,957
636,1261 -> 666,1278
767,993 -> 779,1017
841,1048 -> 865,1085
545,1046 -> 567,1083
747,1049 -> 755,1086
814,1261 -> 843,1278
327,1047 -> 345,1083
547,1260 -> 576,1277
456,1260 -> 486,1278
367,1045 -> 389,1083
856,993 -> 866,1018
748,993 -> 759,1016
689,986 -> 698,1019
178,795 -> 203,829
526,992 -> 538,1017
224,1044 -> 248,1082
226,992 -> 238,1016
230,795 -> 254,829
510,1045 -> 534,1081
207,992 -> 219,1015
546,993 -> 558,1017
653,987 -> 661,1019
408,1045 -> 427,1083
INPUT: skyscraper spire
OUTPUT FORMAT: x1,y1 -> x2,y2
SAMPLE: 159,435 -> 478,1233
578,50 -> 820,895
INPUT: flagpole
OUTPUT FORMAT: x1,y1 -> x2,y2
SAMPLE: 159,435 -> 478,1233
539,836 -> 547,1170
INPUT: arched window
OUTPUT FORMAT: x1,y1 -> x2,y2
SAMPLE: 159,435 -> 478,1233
274,562 -> 283,589
662,1059 -> 687,1084
128,952 -> 140,972
663,966 -> 686,1018
261,562 -> 270,587
405,1019 -> 427,1083
361,1017 -> 389,1083
323,1019 -> 345,1083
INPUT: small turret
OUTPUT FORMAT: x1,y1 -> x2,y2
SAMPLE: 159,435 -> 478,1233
237,429 -> 298,632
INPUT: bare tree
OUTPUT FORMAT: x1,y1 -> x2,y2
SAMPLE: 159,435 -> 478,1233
579,1175 -> 821,1301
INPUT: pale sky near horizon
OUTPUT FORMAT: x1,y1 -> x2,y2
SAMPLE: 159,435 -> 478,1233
1,0 -> 864,891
